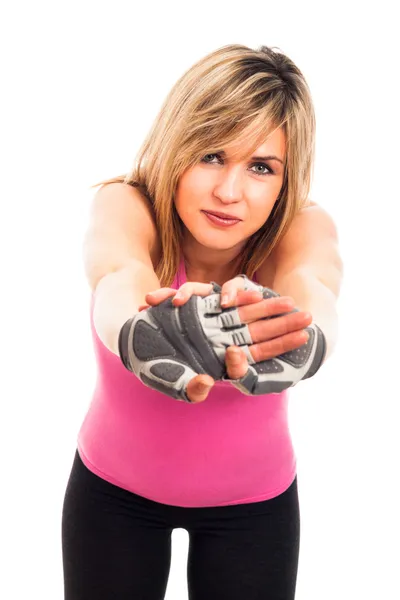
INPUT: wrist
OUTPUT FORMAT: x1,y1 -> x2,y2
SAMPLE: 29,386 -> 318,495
118,317 -> 135,371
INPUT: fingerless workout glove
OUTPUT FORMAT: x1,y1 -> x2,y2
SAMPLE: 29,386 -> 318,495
118,285 -> 233,402
218,275 -> 327,395
118,276 -> 326,401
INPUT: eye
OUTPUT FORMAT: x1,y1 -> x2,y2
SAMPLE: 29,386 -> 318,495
251,163 -> 274,176
201,153 -> 220,164
200,154 -> 274,176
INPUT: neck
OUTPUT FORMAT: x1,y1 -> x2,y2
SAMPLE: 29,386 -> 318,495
182,234 -> 245,286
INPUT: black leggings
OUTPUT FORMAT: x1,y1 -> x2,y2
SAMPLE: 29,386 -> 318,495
62,451 -> 300,600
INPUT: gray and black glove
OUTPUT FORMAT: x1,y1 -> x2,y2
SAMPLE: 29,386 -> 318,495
118,286 -> 234,402
118,276 -> 326,402
217,275 -> 327,395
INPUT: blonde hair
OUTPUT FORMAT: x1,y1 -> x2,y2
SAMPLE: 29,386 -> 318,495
92,44 -> 316,287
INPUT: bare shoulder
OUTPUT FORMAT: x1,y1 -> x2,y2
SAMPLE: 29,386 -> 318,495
276,201 -> 340,257
256,199 -> 341,286
89,182 -> 161,262
83,182 -> 162,290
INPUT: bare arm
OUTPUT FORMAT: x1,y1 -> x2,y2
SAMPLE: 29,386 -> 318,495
260,203 -> 343,362
82,183 -> 161,355
272,268 -> 339,362
93,260 -> 160,355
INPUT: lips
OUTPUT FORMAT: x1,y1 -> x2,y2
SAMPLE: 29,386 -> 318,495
202,210 -> 242,221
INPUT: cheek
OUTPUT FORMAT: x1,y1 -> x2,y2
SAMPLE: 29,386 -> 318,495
179,169 -> 209,199
174,190 -> 196,229
175,171 -> 207,216
242,195 -> 277,236
250,196 -> 276,222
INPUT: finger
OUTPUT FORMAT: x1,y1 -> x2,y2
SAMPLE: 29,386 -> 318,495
249,330 -> 310,362
185,374 -> 215,403
225,346 -> 249,380
172,282 -> 214,306
221,278 -> 261,307
236,295 -> 296,321
231,289 -> 265,306
248,311 -> 313,342
145,288 -> 177,305
138,304 -> 151,312
220,275 -> 254,305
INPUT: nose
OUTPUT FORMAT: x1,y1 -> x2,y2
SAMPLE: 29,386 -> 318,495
212,166 -> 244,203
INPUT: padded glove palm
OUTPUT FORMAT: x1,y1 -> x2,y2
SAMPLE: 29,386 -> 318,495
118,287 -> 238,402
118,276 -> 326,401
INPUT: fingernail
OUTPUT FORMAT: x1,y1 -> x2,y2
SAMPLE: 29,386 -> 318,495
174,291 -> 184,300
222,291 -> 235,306
228,348 -> 242,364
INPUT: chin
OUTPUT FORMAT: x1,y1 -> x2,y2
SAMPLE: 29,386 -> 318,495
192,230 -> 245,251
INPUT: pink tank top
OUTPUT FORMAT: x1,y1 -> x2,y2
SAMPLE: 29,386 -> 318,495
77,258 -> 297,507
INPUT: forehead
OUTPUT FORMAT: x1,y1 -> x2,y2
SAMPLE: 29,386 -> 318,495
223,126 -> 286,161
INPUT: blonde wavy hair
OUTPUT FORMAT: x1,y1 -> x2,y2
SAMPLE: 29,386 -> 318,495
92,43 -> 316,287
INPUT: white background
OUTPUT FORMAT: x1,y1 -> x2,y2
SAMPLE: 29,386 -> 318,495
1,1 -> 399,598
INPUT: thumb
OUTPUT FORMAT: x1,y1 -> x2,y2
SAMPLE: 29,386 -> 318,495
225,346 -> 249,380
186,374 -> 215,403
138,304 -> 150,312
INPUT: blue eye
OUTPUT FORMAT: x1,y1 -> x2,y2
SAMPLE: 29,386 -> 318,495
251,163 -> 272,176
200,153 -> 273,176
202,154 -> 219,163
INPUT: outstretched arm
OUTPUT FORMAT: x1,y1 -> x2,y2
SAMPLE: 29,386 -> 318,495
265,203 -> 343,362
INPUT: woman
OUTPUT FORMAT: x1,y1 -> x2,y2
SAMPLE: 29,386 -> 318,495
62,44 -> 342,599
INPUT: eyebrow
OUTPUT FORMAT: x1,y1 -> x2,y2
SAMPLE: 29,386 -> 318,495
252,155 -> 284,164
216,150 -> 284,164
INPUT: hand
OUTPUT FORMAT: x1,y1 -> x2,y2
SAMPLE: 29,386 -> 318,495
121,284 -> 266,404
215,275 -> 326,395
142,278 -> 310,400
139,283 -> 268,403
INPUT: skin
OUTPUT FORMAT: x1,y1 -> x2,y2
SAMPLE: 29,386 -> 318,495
141,128 -> 313,402
175,127 -> 287,284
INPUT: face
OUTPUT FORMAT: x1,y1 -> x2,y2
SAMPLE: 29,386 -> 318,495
174,127 -> 286,262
